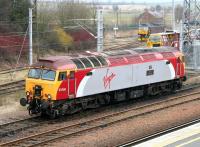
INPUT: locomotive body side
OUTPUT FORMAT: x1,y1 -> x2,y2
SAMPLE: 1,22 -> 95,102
71,60 -> 176,97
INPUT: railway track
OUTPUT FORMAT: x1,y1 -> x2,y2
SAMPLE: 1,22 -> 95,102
1,86 -> 200,147
186,71 -> 200,79
0,80 -> 25,95
0,116 -> 41,138
0,67 -> 26,75
0,83 -> 198,139
105,41 -> 144,51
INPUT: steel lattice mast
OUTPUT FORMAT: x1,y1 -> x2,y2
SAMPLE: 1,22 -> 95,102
182,0 -> 200,69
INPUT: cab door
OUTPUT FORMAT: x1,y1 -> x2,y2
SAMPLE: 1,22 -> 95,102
68,70 -> 76,97
57,71 -> 68,100
176,57 -> 184,77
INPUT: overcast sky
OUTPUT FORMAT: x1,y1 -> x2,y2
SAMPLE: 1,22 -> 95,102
90,0 -> 181,3
95,0 -> 183,4
39,0 -> 183,4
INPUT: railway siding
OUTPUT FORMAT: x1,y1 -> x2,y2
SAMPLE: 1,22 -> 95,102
0,80 -> 25,95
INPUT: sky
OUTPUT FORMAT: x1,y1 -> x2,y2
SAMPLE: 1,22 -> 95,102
90,0 -> 179,2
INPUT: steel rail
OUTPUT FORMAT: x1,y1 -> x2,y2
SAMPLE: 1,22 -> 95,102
0,80 -> 25,95
105,41 -> 143,51
0,67 -> 27,75
0,116 -> 40,138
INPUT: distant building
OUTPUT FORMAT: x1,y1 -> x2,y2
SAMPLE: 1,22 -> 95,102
65,27 -> 96,43
136,9 -> 164,25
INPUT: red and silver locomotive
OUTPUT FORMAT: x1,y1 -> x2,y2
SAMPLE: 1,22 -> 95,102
20,47 -> 186,118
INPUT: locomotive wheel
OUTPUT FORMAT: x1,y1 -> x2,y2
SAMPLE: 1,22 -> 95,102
28,107 -> 33,116
49,110 -> 57,119
20,98 -> 27,106
104,94 -> 111,105
40,111 -> 48,117
28,108 -> 38,115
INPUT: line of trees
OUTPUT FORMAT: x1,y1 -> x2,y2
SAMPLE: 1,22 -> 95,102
0,0 -> 30,32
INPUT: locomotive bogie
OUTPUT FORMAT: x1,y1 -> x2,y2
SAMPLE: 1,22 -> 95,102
129,89 -> 144,99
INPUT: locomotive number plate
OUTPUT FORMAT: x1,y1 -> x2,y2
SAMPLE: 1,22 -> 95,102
146,69 -> 154,76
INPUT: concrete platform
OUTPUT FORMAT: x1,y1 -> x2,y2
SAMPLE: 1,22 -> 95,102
134,123 -> 200,147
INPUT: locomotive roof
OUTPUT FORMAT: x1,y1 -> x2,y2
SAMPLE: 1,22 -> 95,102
32,56 -> 76,70
31,47 -> 180,70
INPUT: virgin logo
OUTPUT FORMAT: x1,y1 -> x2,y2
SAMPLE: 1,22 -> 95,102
103,69 -> 116,89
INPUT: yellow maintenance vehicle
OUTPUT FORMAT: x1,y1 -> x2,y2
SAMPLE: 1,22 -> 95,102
146,31 -> 180,49
138,24 -> 150,41
138,24 -> 164,41
147,33 -> 163,47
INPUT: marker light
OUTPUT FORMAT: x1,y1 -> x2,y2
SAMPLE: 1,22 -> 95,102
26,91 -> 30,96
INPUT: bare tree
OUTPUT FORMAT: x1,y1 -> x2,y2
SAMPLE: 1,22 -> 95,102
113,5 -> 119,26
0,0 -> 11,21
57,1 -> 91,26
175,4 -> 183,23
156,5 -> 162,12
91,0 -> 97,26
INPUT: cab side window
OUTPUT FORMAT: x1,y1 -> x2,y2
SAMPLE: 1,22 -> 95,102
58,72 -> 67,81
69,71 -> 75,79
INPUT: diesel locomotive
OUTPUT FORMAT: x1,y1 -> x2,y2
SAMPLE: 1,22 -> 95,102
20,47 -> 186,118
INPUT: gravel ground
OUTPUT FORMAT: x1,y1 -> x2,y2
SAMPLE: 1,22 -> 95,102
0,105 -> 27,124
1,87 -> 200,146
0,90 -> 27,125
0,70 -> 27,85
47,100 -> 200,147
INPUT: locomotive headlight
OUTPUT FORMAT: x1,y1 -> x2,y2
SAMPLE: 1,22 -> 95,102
47,94 -> 51,100
26,91 -> 30,96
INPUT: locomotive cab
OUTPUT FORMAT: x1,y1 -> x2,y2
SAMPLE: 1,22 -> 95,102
20,57 -> 77,117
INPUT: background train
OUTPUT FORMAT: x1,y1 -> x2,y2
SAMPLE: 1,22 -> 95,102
20,47 -> 186,118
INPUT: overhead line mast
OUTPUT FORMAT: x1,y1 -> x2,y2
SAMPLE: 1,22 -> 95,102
29,8 -> 33,65
97,9 -> 104,52
182,0 -> 200,69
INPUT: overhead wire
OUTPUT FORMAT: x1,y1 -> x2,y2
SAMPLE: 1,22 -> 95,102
11,26 -> 29,80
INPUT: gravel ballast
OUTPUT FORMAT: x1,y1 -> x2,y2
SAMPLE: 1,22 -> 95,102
49,100 -> 200,147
